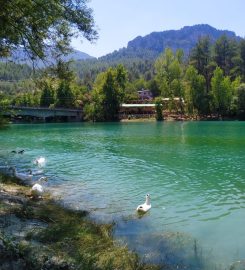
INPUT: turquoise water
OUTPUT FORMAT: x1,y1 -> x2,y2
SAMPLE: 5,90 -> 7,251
0,122 -> 245,269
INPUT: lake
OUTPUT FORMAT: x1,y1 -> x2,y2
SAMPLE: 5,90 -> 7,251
0,121 -> 244,269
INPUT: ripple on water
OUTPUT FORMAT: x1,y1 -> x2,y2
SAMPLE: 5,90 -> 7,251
1,122 -> 245,270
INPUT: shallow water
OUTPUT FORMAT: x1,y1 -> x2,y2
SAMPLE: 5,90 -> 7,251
0,122 -> 245,269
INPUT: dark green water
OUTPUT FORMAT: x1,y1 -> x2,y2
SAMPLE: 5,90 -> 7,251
0,121 -> 244,269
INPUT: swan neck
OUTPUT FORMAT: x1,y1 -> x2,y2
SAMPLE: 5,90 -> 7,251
145,197 -> 150,205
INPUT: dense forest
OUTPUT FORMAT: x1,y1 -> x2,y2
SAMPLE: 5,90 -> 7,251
0,34 -> 245,121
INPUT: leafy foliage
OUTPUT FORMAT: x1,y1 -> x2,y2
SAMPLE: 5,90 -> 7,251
214,35 -> 238,77
210,67 -> 232,116
0,0 -> 97,61
185,66 -> 208,115
40,81 -> 55,107
0,62 -> 32,81
56,81 -> 75,108
189,36 -> 215,92
85,65 -> 127,121
237,84 -> 245,119
239,40 -> 245,81
155,48 -> 184,112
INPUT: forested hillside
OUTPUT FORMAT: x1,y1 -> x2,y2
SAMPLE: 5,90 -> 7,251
71,24 -> 242,83
0,25 -> 245,121
0,62 -> 32,81
1,24 -> 242,85
0,62 -> 36,96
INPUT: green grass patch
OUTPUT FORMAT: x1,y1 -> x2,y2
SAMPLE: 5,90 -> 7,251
0,174 -> 160,269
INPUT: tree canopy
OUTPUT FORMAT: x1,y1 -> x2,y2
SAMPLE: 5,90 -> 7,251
85,65 -> 127,121
0,0 -> 98,61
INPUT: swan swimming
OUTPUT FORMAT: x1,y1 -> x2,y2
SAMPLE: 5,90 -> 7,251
9,167 -> 33,182
31,176 -> 48,198
34,157 -> 46,167
136,194 -> 151,213
28,169 -> 44,176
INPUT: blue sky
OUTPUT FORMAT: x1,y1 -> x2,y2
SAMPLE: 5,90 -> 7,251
72,0 -> 245,58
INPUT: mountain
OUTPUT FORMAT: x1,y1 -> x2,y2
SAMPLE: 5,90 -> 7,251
1,24 -> 242,82
71,24 -> 242,81
3,24 -> 241,67
60,50 -> 94,62
1,48 -> 94,67
99,24 -> 241,62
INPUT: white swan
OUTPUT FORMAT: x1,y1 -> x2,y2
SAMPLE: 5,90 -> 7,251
136,194 -> 151,213
34,157 -> 46,167
31,176 -> 48,198
28,169 -> 44,176
9,167 -> 33,182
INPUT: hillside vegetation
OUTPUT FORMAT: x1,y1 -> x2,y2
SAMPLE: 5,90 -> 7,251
0,25 -> 245,121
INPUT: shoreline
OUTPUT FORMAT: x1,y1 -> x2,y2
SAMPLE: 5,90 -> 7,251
1,122 -> 244,270
6,114 -> 243,124
0,173 -> 230,270
0,173 -> 160,270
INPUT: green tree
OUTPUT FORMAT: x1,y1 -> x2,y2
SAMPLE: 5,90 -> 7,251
123,82 -> 138,102
190,36 -> 214,92
0,93 -> 10,127
50,60 -> 75,82
102,66 -> 127,121
84,89 -> 104,122
133,77 -> 147,92
229,76 -> 241,115
210,67 -> 232,116
87,66 -> 127,121
237,84 -> 245,119
155,48 -> 184,111
0,0 -> 97,60
239,39 -> 245,81
185,66 -> 208,115
56,81 -> 75,108
40,82 -> 55,107
147,79 -> 160,97
102,70 -> 119,121
214,35 -> 238,77
190,37 -> 211,74
116,64 -> 127,90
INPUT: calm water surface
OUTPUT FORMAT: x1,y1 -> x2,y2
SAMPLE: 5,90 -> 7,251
0,122 -> 245,269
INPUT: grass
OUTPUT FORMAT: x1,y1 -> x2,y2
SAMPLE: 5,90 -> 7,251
22,199 -> 159,269
0,173 -> 160,270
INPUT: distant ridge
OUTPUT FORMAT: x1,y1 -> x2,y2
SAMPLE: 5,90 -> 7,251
2,24 -> 242,68
1,48 -> 94,67
128,24 -> 240,54
99,24 -> 241,62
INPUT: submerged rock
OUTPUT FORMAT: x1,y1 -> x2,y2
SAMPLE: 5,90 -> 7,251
230,260 -> 245,270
